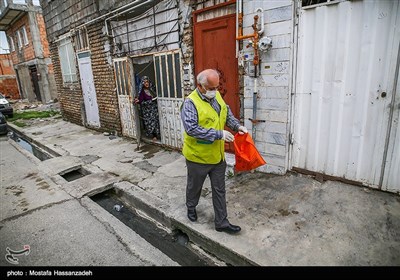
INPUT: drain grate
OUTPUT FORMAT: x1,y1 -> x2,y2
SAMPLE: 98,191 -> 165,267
60,168 -> 90,182
91,189 -> 215,266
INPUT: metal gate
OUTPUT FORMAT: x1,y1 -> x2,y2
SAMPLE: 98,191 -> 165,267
291,0 -> 400,192
77,51 -> 100,127
113,57 -> 141,141
153,50 -> 184,149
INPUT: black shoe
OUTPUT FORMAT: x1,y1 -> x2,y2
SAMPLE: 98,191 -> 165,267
187,208 -> 197,222
215,223 -> 241,234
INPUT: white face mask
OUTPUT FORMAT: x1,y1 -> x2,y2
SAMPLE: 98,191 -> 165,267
202,85 -> 217,99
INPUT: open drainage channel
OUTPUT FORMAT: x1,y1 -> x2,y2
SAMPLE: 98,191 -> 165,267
9,132 -> 52,161
91,188 -> 220,266
60,167 -> 90,182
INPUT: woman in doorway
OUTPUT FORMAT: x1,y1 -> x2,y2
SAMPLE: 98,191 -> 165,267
134,76 -> 161,141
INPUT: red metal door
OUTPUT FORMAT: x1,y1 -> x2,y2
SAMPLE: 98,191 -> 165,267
194,13 -> 239,152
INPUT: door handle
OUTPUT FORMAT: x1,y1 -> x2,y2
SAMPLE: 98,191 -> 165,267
381,91 -> 387,98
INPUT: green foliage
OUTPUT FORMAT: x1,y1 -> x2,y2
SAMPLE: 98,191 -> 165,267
13,121 -> 27,127
8,110 -> 60,122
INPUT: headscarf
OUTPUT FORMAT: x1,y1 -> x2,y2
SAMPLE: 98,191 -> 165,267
138,76 -> 156,97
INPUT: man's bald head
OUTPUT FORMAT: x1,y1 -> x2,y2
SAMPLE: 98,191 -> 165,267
197,69 -> 219,92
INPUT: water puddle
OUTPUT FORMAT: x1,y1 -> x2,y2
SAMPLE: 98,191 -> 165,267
9,133 -> 51,161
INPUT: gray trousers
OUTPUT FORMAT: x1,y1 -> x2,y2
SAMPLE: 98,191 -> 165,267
185,159 -> 229,228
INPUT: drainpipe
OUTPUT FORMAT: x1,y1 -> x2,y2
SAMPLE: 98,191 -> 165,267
250,8 -> 266,140
236,0 -> 243,57
252,77 -> 258,140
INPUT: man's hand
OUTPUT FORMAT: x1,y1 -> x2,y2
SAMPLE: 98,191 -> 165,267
238,126 -> 248,134
222,130 -> 234,142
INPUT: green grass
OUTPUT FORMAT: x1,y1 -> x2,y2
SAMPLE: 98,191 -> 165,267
13,121 -> 27,127
8,110 -> 60,122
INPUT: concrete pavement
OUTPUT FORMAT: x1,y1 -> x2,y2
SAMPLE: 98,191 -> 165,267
1,117 -> 400,266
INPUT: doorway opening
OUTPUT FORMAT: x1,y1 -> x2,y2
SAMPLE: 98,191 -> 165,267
29,65 -> 41,102
133,56 -> 161,144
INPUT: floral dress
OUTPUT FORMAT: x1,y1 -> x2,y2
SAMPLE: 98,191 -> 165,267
138,88 -> 160,139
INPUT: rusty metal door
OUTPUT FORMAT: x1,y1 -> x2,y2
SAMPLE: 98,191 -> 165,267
113,57 -> 141,144
194,13 -> 239,152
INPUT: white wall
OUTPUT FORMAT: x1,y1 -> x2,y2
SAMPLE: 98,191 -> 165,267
241,0 -> 293,174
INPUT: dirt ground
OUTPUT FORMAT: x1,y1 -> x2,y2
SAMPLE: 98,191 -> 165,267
7,99 -> 62,128
9,99 -> 60,112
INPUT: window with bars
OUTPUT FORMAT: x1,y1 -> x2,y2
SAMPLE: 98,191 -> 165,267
58,38 -> 78,83
114,59 -> 131,96
74,28 -> 89,52
154,51 -> 182,99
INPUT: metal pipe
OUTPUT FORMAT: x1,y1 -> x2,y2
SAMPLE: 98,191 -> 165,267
236,0 -> 240,57
255,7 -> 264,35
252,77 -> 257,140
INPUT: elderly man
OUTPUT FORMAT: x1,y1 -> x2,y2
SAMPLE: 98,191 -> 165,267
180,69 -> 248,234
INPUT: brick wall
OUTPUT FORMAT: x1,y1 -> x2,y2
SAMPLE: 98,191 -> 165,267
46,20 -> 121,132
6,14 -> 35,65
37,13 -> 50,58
87,23 -> 121,133
41,0 -> 98,42
49,42 -> 83,124
0,54 -> 15,75
0,54 -> 20,99
0,77 -> 19,99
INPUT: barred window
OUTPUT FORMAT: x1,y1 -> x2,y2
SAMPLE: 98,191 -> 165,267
74,28 -> 89,52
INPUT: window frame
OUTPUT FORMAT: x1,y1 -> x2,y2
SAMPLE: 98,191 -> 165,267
21,26 -> 28,46
74,27 -> 90,52
7,36 -> 15,52
58,37 -> 78,84
15,30 -> 22,50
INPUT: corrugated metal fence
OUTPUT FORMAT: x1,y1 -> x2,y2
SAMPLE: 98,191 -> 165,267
292,0 -> 400,192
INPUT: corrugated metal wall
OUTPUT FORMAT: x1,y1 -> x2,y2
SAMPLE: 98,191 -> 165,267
292,0 -> 400,191
382,61 -> 400,192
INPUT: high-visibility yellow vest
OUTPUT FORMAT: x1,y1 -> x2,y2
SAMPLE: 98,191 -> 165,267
182,90 -> 227,164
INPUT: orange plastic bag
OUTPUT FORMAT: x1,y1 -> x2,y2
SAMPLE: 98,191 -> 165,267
234,133 -> 266,172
